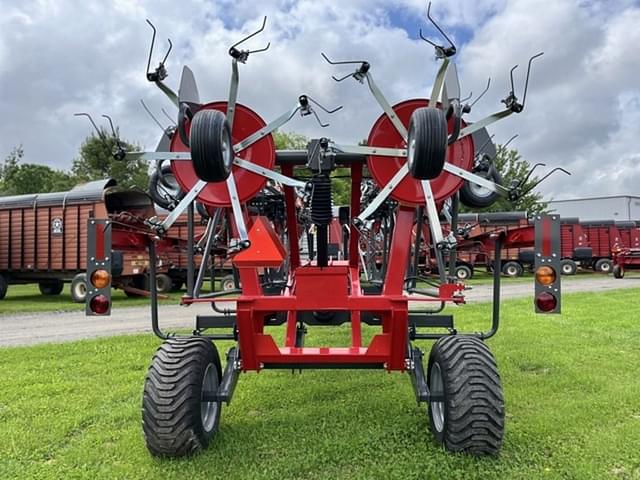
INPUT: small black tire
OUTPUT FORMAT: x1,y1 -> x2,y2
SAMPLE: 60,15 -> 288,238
0,275 -> 8,300
142,338 -> 222,457
595,258 -> 613,273
407,107 -> 448,180
502,261 -> 523,277
190,109 -> 233,183
155,273 -> 173,294
149,163 -> 185,210
219,274 -> 236,292
39,279 -> 64,296
613,264 -> 624,279
427,336 -> 504,455
70,273 -> 87,303
455,264 -> 473,281
459,165 -> 503,209
560,259 -> 577,276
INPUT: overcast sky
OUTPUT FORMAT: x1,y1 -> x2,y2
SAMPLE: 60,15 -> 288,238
1,0 -> 639,201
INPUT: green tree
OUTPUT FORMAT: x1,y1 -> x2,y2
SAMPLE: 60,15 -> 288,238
71,131 -> 146,190
460,145 -> 549,215
0,146 -> 75,195
273,131 -> 308,150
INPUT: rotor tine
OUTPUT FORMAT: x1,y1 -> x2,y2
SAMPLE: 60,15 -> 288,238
509,65 -> 519,96
426,1 -> 456,52
74,113 -> 105,140
321,52 -> 369,66
229,16 -> 268,52
470,77 -> 491,108
331,72 -> 354,83
248,42 -> 271,54
311,109 -> 330,128
460,91 -> 473,103
101,114 -> 118,138
140,99 -> 170,135
161,108 -> 177,126
502,133 -> 518,149
418,28 -> 438,49
145,19 -> 157,77
521,52 -> 544,108
161,38 -> 173,65
307,96 -> 343,114
521,162 -> 546,187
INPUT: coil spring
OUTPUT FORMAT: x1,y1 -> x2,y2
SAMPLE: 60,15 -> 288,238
310,175 -> 332,226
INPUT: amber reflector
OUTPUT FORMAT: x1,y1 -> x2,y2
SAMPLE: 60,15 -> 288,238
91,269 -> 111,289
535,266 -> 556,286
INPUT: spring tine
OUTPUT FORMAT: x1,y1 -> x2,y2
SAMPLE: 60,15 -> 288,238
140,99 -> 169,135
418,28 -> 439,49
460,91 -> 473,103
161,38 -> 173,65
307,96 -> 343,114
521,52 -> 544,108
311,109 -> 330,128
521,162 -> 546,187
502,134 -> 518,149
229,16 -> 268,52
426,1 -> 456,51
161,108 -> 177,126
470,77 -> 491,108
74,113 -> 106,140
145,19 -> 157,77
101,115 -> 118,138
331,72 -> 354,83
321,52 -> 368,66
248,42 -> 271,54
509,65 -> 519,96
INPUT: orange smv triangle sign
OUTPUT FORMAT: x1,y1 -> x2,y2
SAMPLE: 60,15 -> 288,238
233,217 -> 286,268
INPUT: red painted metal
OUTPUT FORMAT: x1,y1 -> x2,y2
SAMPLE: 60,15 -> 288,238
233,217 -> 286,268
170,102 -> 276,207
367,99 -> 474,205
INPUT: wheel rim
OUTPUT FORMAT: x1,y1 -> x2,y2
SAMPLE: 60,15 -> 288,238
601,262 -> 611,272
562,263 -> 572,274
222,279 -> 235,291
507,266 -> 517,276
457,268 -> 469,280
75,282 -> 86,299
201,363 -> 219,432
407,135 -> 416,171
221,127 -> 232,171
468,171 -> 492,198
430,362 -> 445,433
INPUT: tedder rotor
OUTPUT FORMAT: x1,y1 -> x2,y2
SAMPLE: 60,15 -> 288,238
82,4 -> 569,457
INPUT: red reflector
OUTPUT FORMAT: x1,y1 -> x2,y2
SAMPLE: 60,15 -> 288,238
535,292 -> 557,312
90,294 -> 110,315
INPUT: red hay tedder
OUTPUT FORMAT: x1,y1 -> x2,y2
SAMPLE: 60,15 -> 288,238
81,6 -> 568,457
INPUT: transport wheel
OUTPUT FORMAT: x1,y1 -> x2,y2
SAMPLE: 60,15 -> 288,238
155,273 -> 173,294
427,336 -> 504,455
406,107 -> 448,180
190,109 -> 233,183
70,273 -> 88,303
142,337 -> 222,457
595,258 -> 613,273
459,165 -> 503,209
149,163 -> 185,210
613,264 -> 624,279
560,259 -> 577,276
220,274 -> 236,292
455,264 -> 473,281
502,261 -> 523,277
0,275 -> 7,300
39,279 -> 64,296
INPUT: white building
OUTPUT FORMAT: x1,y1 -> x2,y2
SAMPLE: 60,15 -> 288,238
548,195 -> 640,222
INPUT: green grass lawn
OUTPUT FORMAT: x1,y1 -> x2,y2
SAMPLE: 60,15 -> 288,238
1,289 -> 639,479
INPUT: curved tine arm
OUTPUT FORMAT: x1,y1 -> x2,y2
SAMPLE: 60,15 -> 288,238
321,52 -> 369,66
426,1 -> 456,51
229,16 -> 268,53
418,27 -> 439,49
501,133 -> 518,149
311,109 -> 329,128
161,38 -> 173,65
307,96 -> 343,114
145,19 -> 157,76
521,52 -> 544,108
248,42 -> 271,55
519,167 -> 570,197
470,77 -> 491,108
331,72 -> 354,83
520,162 -> 546,186
460,91 -> 473,103
161,108 -> 177,126
74,113 -> 105,140
140,99 -> 169,135
509,64 -> 519,95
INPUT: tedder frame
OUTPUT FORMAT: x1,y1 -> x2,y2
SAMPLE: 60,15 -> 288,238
81,3 -> 567,458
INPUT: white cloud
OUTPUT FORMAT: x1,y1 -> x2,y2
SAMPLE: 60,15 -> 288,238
0,0 -> 638,201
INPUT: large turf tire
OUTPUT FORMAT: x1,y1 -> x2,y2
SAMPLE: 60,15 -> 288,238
142,338 -> 222,457
502,261 -> 523,277
70,273 -> 87,303
459,165 -> 503,209
560,259 -> 577,276
190,109 -> 233,183
149,163 -> 185,210
407,107 -> 448,180
39,279 -> 64,296
595,258 -> 613,273
427,336 -> 504,455
0,275 -> 7,300
613,264 -> 624,279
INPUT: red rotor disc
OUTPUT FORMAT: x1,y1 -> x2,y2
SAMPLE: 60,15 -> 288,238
367,99 -> 475,206
170,102 -> 275,207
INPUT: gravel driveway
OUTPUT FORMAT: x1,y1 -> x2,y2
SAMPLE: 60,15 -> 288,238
1,276 -> 638,347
